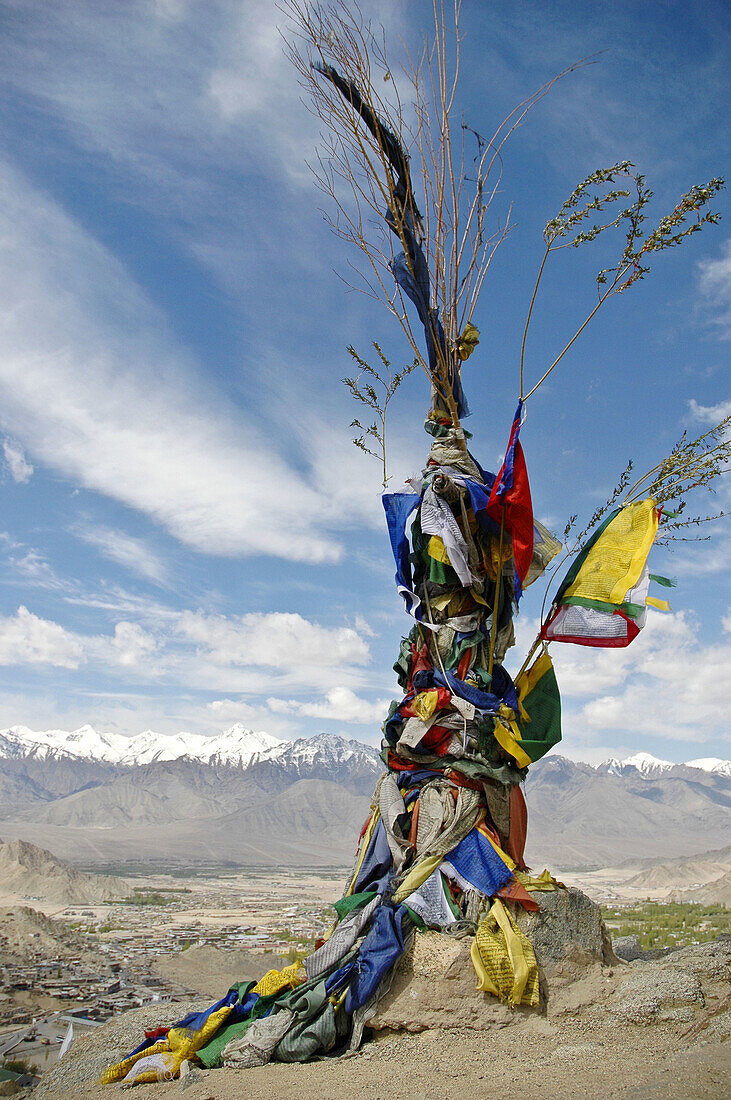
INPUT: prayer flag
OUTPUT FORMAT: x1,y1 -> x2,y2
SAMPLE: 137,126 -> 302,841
485,401 -> 534,600
542,499 -> 661,648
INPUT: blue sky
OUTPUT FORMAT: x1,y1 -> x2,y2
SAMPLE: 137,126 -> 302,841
0,0 -> 728,763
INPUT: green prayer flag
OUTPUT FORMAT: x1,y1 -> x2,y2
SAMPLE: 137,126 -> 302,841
333,891 -> 377,920
516,653 -> 562,763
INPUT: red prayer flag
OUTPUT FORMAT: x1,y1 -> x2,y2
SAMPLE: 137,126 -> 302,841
486,400 -> 534,598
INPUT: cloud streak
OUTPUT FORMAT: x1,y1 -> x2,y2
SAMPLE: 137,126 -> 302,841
73,525 -> 169,585
0,161 -> 347,563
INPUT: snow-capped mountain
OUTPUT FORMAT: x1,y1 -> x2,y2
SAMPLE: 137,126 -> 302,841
685,758 -> 731,777
252,732 -> 382,775
0,722 -> 284,767
196,725 -> 284,766
0,724 -> 130,762
118,729 -> 204,765
600,751 -> 675,777
597,751 -> 731,778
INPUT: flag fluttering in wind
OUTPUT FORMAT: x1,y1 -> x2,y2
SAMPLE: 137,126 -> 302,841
542,498 -> 670,647
485,400 -> 534,601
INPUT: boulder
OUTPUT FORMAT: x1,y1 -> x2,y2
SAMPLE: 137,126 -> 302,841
613,934 -> 643,961
517,886 -> 617,983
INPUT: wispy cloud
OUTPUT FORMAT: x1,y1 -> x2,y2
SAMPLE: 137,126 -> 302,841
0,161 -> 346,563
1,0 -> 406,302
73,525 -> 169,585
2,438 -> 33,483
697,240 -> 731,341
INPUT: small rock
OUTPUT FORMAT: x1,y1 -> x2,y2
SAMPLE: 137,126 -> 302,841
551,1041 -> 600,1061
613,935 -> 644,962
179,1063 -> 208,1090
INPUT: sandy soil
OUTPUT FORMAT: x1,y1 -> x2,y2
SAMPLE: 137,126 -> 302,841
35,1001 -> 730,1100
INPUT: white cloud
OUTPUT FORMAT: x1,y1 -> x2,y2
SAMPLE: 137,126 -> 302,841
176,610 -> 370,669
0,162 -> 343,564
0,606 -> 83,668
109,622 -> 158,667
509,608 -> 730,754
697,239 -> 731,340
207,698 -> 266,723
688,397 -> 731,426
565,610 -> 731,745
74,525 -> 168,585
2,439 -> 33,483
267,685 -> 387,724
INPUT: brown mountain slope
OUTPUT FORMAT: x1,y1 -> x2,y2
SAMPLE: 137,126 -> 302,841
525,757 -> 731,868
0,837 -> 129,905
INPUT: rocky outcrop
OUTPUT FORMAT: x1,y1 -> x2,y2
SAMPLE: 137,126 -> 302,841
609,936 -> 731,1026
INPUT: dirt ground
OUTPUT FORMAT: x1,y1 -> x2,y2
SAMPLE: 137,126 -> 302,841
34,1012 -> 731,1100
34,945 -> 731,1100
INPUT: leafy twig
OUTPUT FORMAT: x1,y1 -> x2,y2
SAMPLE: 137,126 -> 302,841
520,167 -> 725,400
343,342 -> 418,487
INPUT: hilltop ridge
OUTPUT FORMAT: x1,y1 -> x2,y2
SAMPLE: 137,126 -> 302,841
0,837 -> 129,906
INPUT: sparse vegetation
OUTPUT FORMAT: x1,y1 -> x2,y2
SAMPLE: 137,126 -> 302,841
131,885 -> 192,894
3,1057 -> 39,1076
603,900 -> 730,949
121,892 -> 176,906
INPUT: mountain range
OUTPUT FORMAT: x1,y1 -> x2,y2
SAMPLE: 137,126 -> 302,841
0,724 -> 728,870
1,723 -> 728,777
0,722 -> 284,766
